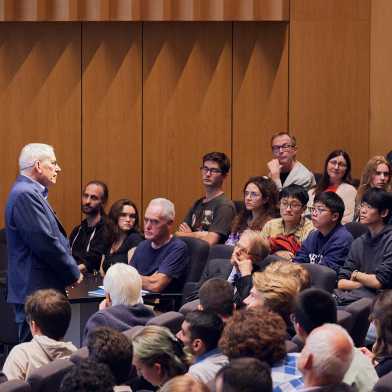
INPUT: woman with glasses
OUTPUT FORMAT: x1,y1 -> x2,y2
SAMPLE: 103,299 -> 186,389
308,150 -> 357,224
225,176 -> 279,246
100,198 -> 143,275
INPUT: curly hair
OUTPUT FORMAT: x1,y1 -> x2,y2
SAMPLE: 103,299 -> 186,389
219,308 -> 286,366
159,375 -> 209,392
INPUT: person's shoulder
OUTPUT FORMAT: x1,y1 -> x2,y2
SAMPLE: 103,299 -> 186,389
296,160 -> 313,175
338,182 -> 357,193
169,237 -> 188,251
302,217 -> 314,231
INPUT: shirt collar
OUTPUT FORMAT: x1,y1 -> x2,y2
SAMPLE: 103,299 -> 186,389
195,347 -> 221,363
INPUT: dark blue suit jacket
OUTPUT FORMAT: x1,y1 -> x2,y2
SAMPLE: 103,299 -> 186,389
5,175 -> 80,304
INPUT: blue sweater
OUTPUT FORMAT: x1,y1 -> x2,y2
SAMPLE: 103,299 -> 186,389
294,224 -> 353,273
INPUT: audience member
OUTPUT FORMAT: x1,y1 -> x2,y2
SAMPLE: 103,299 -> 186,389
2,289 -> 76,380
359,290 -> 392,377
87,327 -> 133,385
338,188 -> 392,300
225,176 -> 279,246
386,150 -> 392,168
198,278 -> 235,321
215,358 -> 273,392
219,307 -> 300,389
176,152 -> 235,245
131,198 -> 188,293
100,198 -> 143,274
132,325 -> 188,388
262,185 -> 314,260
159,375 -> 209,392
83,263 -> 153,344
70,180 -> 110,274
294,192 -> 353,274
296,324 -> 354,391
176,310 -> 228,389
59,359 -> 115,392
354,156 -> 392,221
284,288 -> 378,391
267,132 -> 315,191
307,150 -> 357,223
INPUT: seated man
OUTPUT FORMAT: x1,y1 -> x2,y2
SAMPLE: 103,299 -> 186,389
131,198 -> 189,293
267,132 -> 315,191
294,192 -> 353,274
216,358 -> 273,392
2,289 -> 76,380
278,288 -> 378,392
83,263 -> 154,344
69,180 -> 110,274
176,152 -> 235,245
262,185 -> 314,259
338,188 -> 392,296
177,310 -> 228,389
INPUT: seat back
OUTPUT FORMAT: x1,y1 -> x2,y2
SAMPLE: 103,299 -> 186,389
337,309 -> 353,333
344,222 -> 368,239
301,263 -> 337,293
179,299 -> 200,316
207,245 -> 233,263
69,347 -> 88,365
146,311 -> 184,334
0,228 -> 7,273
0,380 -> 31,392
27,359 -> 74,392
343,297 -> 373,347
0,285 -> 19,347
373,370 -> 392,392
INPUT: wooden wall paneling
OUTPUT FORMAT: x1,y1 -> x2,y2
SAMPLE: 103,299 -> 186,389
0,22 -> 81,232
82,22 -> 142,215
370,0 -> 392,156
142,22 -> 232,227
232,22 -> 289,199
289,0 -> 370,178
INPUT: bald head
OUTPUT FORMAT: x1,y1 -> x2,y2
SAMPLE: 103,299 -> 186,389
298,324 -> 353,387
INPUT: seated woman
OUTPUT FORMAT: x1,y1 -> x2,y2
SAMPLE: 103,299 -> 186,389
132,325 -> 188,388
354,156 -> 392,221
225,176 -> 279,246
261,184 -> 314,260
360,290 -> 392,377
308,150 -> 357,223
100,198 -> 143,274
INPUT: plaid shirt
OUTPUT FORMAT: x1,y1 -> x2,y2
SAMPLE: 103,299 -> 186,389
272,353 -> 304,392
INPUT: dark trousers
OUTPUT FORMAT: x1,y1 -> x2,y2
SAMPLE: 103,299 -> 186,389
13,304 -> 32,343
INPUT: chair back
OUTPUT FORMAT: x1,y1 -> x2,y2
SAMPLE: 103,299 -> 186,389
345,222 -> 368,239
0,380 -> 31,392
373,370 -> 392,391
146,311 -> 184,334
179,299 -> 200,316
0,228 -> 7,273
301,263 -> 337,293
207,244 -> 233,263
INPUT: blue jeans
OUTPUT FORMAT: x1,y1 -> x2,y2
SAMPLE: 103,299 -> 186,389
13,304 -> 32,343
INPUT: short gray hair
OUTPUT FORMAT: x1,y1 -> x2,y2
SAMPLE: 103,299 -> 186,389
301,323 -> 353,384
147,198 -> 175,221
103,263 -> 142,306
19,143 -> 54,174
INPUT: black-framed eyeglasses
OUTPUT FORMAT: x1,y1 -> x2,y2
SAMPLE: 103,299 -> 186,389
272,143 -> 294,154
200,166 -> 222,175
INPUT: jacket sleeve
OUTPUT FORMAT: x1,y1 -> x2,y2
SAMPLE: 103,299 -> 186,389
338,244 -> 359,281
375,239 -> 392,289
293,236 -> 312,263
319,234 -> 353,274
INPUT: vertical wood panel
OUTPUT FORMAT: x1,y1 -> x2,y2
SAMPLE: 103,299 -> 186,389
82,22 -> 142,212
290,0 -> 370,178
0,22 -> 81,233
370,0 -> 392,156
232,22 -> 288,199
143,22 -> 232,226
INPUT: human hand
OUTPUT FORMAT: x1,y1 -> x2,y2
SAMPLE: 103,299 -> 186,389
99,298 -> 110,310
267,159 -> 282,180
178,222 -> 192,233
236,258 -> 253,277
78,263 -> 87,273
75,273 -> 84,285
359,347 -> 374,361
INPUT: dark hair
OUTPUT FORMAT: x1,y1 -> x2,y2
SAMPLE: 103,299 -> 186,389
231,176 -> 279,233
87,327 -> 133,384
219,308 -> 286,366
185,310 -> 224,352
386,150 -> 392,167
199,278 -> 234,318
25,289 -> 71,340
216,358 -> 272,392
85,180 -> 109,207
270,131 -> 297,148
108,198 -> 140,243
314,191 -> 345,224
59,359 -> 115,392
293,288 -> 337,335
370,290 -> 392,364
202,152 -> 230,175
313,150 -> 353,198
362,188 -> 392,223
279,184 -> 309,206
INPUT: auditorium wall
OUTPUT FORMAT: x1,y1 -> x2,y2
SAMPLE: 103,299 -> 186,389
0,0 -> 390,232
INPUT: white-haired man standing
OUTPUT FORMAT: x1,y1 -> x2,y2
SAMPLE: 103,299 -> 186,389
130,198 -> 188,293
5,143 -> 81,343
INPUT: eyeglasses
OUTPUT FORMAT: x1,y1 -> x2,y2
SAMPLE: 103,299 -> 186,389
119,213 -> 137,220
280,200 -> 303,211
200,166 -> 222,175
244,191 -> 262,199
328,159 -> 347,168
309,206 -> 329,215
272,143 -> 294,154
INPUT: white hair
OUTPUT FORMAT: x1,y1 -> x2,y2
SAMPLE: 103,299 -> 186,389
301,323 -> 354,384
19,143 -> 54,174
103,263 -> 142,306
147,198 -> 175,221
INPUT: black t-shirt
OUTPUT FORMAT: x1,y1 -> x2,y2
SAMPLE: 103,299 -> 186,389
280,171 -> 290,185
183,194 -> 235,243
